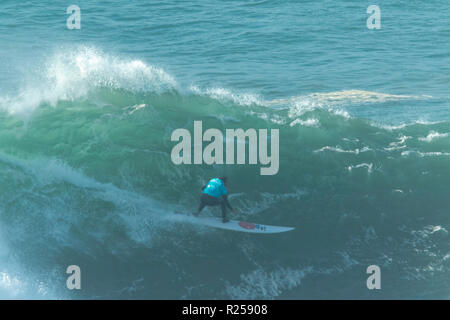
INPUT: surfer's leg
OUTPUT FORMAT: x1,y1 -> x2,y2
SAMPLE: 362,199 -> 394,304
196,202 -> 205,216
196,194 -> 218,216
196,194 -> 208,216
220,197 -> 228,223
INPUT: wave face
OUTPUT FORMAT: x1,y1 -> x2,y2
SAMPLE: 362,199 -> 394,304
0,48 -> 449,299
1,0 -> 450,299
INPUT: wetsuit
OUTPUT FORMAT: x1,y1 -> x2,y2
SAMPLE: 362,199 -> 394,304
197,178 -> 233,222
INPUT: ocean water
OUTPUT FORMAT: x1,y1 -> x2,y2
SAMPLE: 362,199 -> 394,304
0,0 -> 449,299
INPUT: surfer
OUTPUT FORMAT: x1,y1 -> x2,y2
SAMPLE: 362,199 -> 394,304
195,177 -> 235,223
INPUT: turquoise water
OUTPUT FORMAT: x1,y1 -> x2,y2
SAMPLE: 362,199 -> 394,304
0,0 -> 449,299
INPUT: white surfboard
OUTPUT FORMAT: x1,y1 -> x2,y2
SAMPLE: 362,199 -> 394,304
194,216 -> 294,234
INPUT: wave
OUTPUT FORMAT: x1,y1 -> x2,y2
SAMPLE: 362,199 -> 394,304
266,90 -> 430,118
0,46 -> 176,117
225,266 -> 314,299
0,46 -> 449,299
418,131 -> 449,142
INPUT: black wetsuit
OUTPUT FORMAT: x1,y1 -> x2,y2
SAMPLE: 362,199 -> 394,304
197,193 -> 233,221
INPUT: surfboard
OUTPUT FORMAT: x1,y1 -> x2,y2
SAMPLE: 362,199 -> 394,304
194,216 -> 294,234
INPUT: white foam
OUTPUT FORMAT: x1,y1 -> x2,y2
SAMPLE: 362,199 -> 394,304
0,272 -> 23,299
419,131 -> 449,142
430,225 -> 448,235
314,146 -> 371,154
125,104 -> 147,115
289,118 -> 319,127
225,248 -> 361,299
190,85 -> 263,106
269,90 -> 425,118
244,110 -> 288,125
225,266 -> 314,299
0,231 -> 59,300
347,163 -> 373,173
384,135 -> 412,151
374,120 -> 445,131
0,151 -> 220,248
0,46 -> 176,117
299,90 -> 422,106
401,150 -> 450,157
0,267 -> 62,300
